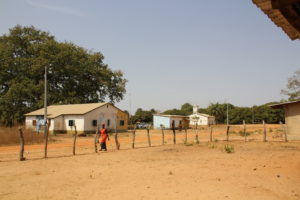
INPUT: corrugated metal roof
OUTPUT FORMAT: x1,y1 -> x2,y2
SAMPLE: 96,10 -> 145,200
25,102 -> 108,118
270,100 -> 300,108
252,0 -> 300,40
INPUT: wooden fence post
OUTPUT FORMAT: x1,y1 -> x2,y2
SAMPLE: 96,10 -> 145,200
243,120 -> 247,142
263,120 -> 267,142
226,125 -> 230,141
72,125 -> 77,155
161,125 -> 165,145
209,126 -> 213,142
195,123 -> 199,144
132,124 -> 137,149
18,127 -> 25,161
172,121 -> 176,144
94,126 -> 99,153
184,126 -> 188,144
44,122 -> 49,158
147,125 -> 151,147
280,121 -> 288,142
115,118 -> 120,150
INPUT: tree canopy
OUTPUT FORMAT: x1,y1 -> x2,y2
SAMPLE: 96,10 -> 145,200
129,108 -> 157,124
281,70 -> 300,101
0,25 -> 127,126
161,102 -> 284,124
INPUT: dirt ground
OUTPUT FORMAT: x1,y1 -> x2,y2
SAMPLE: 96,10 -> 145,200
0,126 -> 300,200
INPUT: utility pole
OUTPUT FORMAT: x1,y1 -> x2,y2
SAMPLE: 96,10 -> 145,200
44,65 -> 48,158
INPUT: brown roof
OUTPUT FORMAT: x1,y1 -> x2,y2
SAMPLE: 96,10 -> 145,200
252,0 -> 300,40
270,100 -> 300,109
25,102 -> 109,118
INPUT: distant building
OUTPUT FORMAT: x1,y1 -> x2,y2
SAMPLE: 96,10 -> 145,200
25,103 -> 128,134
271,100 -> 300,140
153,114 -> 189,129
189,105 -> 215,126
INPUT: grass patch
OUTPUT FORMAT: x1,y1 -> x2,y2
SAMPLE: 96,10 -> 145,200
184,143 -> 193,147
224,144 -> 235,153
238,131 -> 252,137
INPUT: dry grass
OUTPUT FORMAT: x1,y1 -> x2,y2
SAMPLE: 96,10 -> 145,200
0,126 -> 46,146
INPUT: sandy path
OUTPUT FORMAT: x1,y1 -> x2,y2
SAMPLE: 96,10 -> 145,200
0,140 -> 299,200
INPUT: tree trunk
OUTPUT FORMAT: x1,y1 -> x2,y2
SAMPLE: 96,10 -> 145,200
132,124 -> 136,149
226,125 -> 230,141
161,126 -> 165,145
147,126 -> 151,147
243,120 -> 247,142
172,123 -> 176,144
44,123 -> 49,158
72,125 -> 77,155
280,121 -> 288,142
263,120 -> 267,142
94,126 -> 99,153
18,127 -> 25,161
184,127 -> 188,144
194,123 -> 199,144
210,126 -> 213,142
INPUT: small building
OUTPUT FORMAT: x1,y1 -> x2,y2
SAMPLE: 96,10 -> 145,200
271,100 -> 300,140
189,106 -> 215,126
25,102 -> 128,134
153,114 -> 189,129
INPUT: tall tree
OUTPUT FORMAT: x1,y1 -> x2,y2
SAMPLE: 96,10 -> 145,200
281,70 -> 300,101
0,25 -> 127,126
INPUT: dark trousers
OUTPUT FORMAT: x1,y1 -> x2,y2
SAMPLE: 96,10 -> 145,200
100,142 -> 107,151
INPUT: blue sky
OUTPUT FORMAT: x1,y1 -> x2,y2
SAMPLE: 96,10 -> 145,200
1,0 -> 299,114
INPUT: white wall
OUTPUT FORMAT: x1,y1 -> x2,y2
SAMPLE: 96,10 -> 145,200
63,115 -> 85,132
84,104 -> 118,131
189,114 -> 215,125
25,116 -> 36,129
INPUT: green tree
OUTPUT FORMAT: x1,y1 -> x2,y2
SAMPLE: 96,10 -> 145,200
0,25 -> 127,126
281,70 -> 300,101
130,108 -> 157,124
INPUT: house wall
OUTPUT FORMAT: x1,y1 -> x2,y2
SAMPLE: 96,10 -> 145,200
153,116 -> 171,129
63,115 -> 85,133
285,103 -> 300,140
116,109 -> 129,131
25,116 -> 36,130
170,117 -> 185,128
189,114 -> 215,125
84,104 -> 128,132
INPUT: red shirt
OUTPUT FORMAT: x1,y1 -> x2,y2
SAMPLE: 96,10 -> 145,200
100,128 -> 108,143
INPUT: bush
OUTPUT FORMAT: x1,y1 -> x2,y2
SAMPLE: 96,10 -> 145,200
224,144 -> 235,153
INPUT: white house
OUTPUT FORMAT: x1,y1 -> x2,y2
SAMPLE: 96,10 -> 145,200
25,102 -> 128,134
153,114 -> 189,129
189,106 -> 215,126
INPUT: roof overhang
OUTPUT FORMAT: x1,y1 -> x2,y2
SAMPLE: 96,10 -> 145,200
270,100 -> 300,109
252,0 -> 300,40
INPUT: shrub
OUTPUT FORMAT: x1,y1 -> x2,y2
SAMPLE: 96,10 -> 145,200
224,144 -> 235,153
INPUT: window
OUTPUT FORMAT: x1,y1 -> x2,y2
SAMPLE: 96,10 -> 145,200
32,120 -> 37,126
68,120 -> 75,127
92,120 -> 97,127
179,120 -> 182,125
107,119 -> 110,127
120,120 -> 125,126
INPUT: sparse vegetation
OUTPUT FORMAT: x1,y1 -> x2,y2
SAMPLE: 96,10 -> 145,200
224,144 -> 235,153
0,126 -> 46,146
